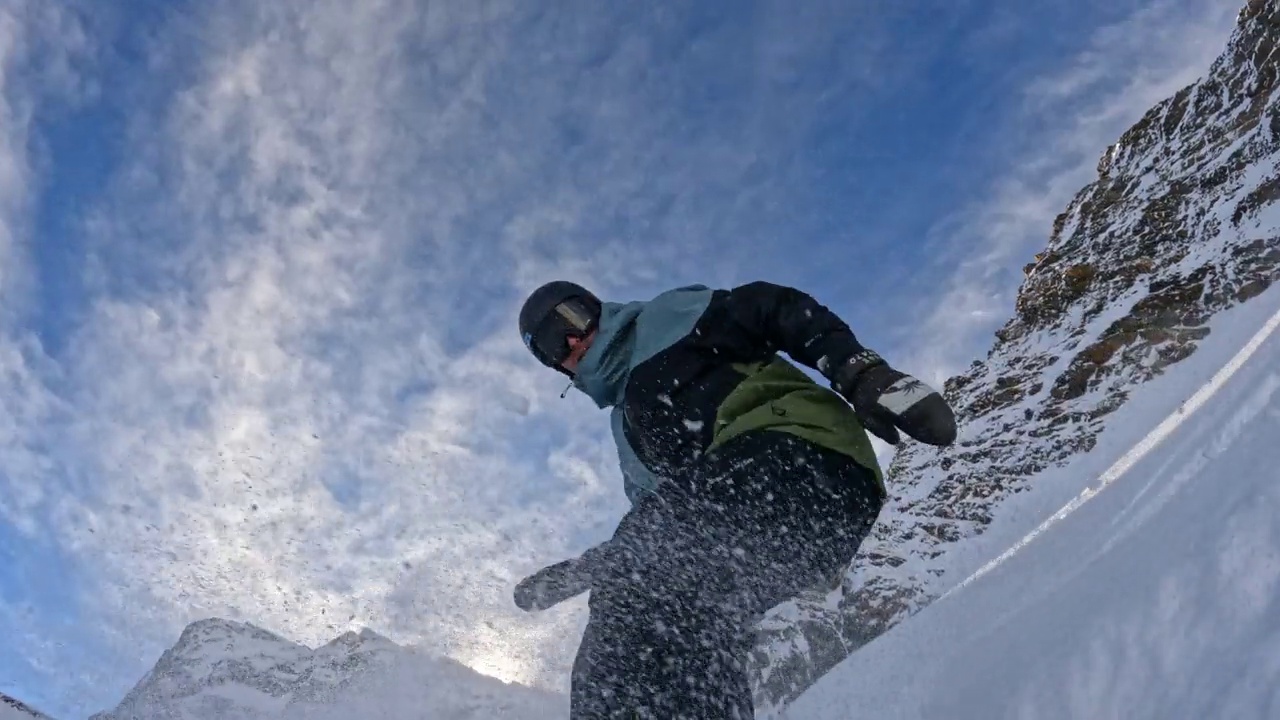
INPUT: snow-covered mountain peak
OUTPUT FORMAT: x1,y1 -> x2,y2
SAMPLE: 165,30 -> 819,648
89,617 -> 563,720
318,627 -> 393,653
89,618 -> 337,719
1,693 -> 57,720
165,617 -> 311,670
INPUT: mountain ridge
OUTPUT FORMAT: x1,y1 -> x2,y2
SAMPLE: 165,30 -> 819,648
88,617 -> 561,720
1,693 -> 58,720
750,0 -> 1280,711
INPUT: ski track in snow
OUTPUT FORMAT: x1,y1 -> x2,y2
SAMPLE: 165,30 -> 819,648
787,289 -> 1280,720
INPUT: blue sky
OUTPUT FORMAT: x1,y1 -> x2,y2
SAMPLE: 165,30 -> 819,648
0,1 -> 1238,716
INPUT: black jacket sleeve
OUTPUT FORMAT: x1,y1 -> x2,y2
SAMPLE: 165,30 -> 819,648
709,281 -> 871,376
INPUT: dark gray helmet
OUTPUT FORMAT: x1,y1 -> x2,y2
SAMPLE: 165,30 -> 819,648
518,281 -> 602,374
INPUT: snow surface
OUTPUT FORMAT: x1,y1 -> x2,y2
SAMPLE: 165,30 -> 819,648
785,285 -> 1280,719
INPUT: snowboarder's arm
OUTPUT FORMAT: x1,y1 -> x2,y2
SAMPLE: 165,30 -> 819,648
513,555 -> 595,611
711,281 -> 958,446
715,280 -> 871,373
513,542 -> 617,612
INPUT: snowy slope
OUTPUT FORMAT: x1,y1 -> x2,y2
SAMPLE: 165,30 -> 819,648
753,1 -> 1280,708
786,284 -> 1280,719
90,618 -> 563,719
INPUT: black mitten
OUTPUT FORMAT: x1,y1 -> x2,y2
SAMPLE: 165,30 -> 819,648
827,350 -> 957,447
513,556 -> 594,611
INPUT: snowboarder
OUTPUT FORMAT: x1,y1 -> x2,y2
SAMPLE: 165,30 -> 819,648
513,280 -> 956,719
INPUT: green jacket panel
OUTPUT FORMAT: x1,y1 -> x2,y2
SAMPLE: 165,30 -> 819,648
710,357 -> 884,494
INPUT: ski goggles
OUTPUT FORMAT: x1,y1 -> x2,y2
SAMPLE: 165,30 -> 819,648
524,296 -> 599,368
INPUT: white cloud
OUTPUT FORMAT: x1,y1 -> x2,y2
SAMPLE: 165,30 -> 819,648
902,0 -> 1239,386
0,0 -> 92,527
0,3 -> 103,712
0,2 -> 36,315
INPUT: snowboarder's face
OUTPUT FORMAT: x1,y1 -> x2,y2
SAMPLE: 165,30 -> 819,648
560,330 -> 596,374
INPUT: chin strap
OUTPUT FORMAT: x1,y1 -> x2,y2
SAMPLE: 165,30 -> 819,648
560,380 -> 573,399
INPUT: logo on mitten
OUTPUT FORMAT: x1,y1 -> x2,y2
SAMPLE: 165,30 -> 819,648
877,376 -> 933,416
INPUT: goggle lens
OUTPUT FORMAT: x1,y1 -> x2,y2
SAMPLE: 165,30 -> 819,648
528,297 -> 596,368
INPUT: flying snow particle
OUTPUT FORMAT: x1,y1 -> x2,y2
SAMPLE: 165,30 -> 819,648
495,390 -> 531,416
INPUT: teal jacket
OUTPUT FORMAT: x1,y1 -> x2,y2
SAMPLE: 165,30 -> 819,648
571,283 -> 884,503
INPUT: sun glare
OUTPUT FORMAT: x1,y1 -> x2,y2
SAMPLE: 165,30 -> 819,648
452,626 -> 541,687
465,651 -> 535,686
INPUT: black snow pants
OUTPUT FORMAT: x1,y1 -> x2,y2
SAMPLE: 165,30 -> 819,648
569,430 -> 885,719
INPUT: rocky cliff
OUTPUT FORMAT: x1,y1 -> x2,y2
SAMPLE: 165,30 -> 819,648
752,0 -> 1280,711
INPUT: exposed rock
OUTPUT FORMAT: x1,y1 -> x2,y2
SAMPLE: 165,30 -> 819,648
751,1 -> 1280,711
